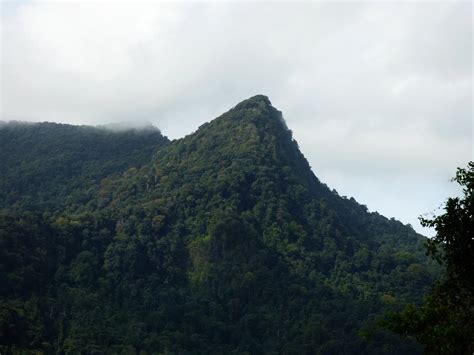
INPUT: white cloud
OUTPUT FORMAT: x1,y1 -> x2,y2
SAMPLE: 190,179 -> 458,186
1,1 -> 472,235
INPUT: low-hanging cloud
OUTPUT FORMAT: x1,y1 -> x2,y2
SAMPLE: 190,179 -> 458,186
1,1 -> 472,235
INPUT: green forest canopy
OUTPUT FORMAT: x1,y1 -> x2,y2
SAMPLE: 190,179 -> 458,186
0,96 -> 444,354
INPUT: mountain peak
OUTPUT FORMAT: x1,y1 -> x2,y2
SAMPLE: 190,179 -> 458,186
233,94 -> 273,112
226,95 -> 286,131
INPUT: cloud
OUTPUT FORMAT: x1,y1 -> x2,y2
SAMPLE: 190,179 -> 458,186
1,1 -> 472,235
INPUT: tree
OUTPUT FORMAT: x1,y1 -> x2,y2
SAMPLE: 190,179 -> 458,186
383,162 -> 474,354
422,162 -> 474,286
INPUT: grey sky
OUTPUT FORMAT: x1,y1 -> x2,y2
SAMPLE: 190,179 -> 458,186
1,1 -> 472,235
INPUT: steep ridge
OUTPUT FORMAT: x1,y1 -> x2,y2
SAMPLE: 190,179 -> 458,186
0,97 -> 439,353
99,95 -> 422,250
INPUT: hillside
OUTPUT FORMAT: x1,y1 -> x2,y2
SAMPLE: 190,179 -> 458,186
0,96 -> 440,354
0,121 -> 169,211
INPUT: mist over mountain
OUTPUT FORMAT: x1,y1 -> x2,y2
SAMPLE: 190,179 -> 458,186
98,121 -> 160,132
0,96 -> 440,353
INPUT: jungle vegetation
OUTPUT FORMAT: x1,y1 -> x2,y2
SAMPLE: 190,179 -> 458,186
0,96 -> 450,354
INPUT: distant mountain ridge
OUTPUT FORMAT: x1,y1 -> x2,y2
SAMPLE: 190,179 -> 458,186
0,121 -> 169,211
0,96 -> 440,353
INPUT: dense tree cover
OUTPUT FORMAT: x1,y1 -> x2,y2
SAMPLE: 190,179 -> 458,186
0,121 -> 169,212
0,96 -> 441,353
382,162 -> 474,354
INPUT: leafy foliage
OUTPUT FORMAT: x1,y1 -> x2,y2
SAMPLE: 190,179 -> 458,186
0,96 -> 441,353
382,162 -> 474,354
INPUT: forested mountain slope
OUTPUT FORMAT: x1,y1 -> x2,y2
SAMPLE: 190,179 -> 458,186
0,96 -> 440,354
0,122 -> 169,211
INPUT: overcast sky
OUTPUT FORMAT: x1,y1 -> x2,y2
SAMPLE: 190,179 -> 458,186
1,1 -> 472,235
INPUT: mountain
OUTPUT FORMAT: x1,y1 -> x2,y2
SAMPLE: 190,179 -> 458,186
0,96 -> 440,354
0,121 -> 169,211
